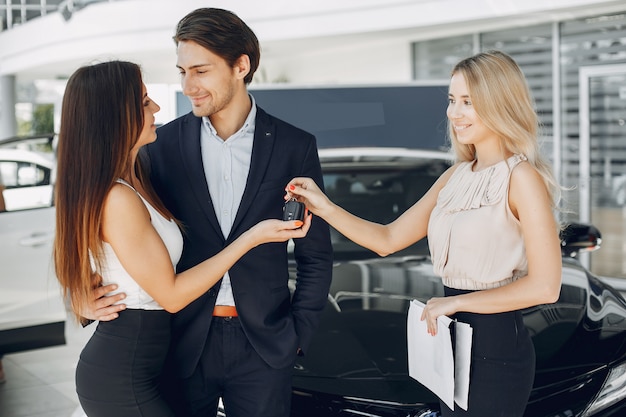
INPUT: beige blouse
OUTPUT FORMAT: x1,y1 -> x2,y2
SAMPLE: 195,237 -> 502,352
427,154 -> 528,290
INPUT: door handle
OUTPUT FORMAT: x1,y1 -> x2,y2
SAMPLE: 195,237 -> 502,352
19,232 -> 54,247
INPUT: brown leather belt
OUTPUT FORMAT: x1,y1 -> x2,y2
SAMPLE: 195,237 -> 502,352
212,305 -> 238,317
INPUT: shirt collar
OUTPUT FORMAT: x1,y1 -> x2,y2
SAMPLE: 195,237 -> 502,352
202,94 -> 257,140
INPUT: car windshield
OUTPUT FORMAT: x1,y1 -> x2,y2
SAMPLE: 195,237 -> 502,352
321,155 -> 450,260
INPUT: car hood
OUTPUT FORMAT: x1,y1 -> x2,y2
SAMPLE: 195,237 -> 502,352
293,306 -> 440,406
292,255 -> 626,403
296,307 -> 411,379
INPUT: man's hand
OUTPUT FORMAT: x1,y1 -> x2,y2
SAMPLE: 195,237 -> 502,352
80,284 -> 126,322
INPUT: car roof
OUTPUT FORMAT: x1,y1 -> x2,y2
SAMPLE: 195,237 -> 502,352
318,147 -> 454,169
0,148 -> 55,168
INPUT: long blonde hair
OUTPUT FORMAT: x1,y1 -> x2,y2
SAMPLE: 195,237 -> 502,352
448,50 -> 561,209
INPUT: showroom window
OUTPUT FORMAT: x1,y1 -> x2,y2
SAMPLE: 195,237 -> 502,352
412,35 -> 475,80
412,25 -> 554,156
0,0 -> 62,30
560,13 -> 626,278
0,0 -> 115,31
481,25 -> 554,144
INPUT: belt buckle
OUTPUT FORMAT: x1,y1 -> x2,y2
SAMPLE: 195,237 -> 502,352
213,305 -> 238,318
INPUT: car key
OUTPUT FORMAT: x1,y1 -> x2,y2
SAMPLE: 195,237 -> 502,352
283,198 -> 305,222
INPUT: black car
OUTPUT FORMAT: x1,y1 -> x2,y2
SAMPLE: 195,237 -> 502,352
288,147 -> 626,417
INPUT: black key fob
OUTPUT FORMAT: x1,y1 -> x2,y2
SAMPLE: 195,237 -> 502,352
283,199 -> 305,222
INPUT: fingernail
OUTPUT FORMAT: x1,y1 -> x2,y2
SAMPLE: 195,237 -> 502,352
289,185 -> 295,190
294,221 -> 303,227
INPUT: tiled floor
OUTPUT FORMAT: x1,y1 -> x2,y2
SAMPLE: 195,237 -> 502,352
0,320 -> 94,417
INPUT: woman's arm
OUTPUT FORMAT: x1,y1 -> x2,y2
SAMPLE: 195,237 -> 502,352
286,165 -> 458,257
101,184 -> 310,313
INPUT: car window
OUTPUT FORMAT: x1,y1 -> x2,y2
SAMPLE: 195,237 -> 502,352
0,161 -> 50,186
0,144 -> 55,213
322,162 -> 447,259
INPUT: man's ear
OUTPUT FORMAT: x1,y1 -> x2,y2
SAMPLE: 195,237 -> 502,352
234,54 -> 251,81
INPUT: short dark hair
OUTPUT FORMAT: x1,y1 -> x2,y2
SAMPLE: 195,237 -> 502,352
174,8 -> 260,84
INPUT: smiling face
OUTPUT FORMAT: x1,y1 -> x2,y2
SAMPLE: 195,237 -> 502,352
447,72 -> 498,149
176,40 -> 244,118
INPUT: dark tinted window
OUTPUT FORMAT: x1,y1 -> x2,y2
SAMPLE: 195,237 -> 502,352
322,158 -> 449,259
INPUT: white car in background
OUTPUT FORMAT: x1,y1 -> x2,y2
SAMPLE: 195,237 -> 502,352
0,147 -> 55,211
0,135 -> 66,356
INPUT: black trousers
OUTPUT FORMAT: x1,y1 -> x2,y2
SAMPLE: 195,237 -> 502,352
76,309 -> 174,417
441,287 -> 535,417
171,316 -> 294,417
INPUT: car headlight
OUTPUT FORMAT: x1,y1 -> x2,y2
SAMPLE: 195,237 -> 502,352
581,362 -> 626,416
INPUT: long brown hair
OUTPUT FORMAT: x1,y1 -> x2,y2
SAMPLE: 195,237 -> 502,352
54,61 -> 173,321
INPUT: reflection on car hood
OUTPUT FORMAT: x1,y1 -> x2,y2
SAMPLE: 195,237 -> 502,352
295,255 -> 439,380
292,254 -> 626,412
297,307 -> 409,378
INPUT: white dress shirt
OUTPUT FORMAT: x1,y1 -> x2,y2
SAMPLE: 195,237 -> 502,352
200,96 -> 256,307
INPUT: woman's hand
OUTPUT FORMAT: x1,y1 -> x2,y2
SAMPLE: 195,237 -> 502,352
285,178 -> 334,218
420,296 -> 459,335
247,215 -> 312,247
79,283 -> 127,322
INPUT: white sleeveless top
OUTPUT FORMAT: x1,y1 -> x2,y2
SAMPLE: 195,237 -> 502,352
427,154 -> 528,290
95,179 -> 183,310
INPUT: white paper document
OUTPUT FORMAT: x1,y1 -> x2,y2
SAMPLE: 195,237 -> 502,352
407,299 -> 472,411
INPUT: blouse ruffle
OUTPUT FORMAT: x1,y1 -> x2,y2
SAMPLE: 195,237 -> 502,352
428,154 -> 528,290
436,153 -> 527,214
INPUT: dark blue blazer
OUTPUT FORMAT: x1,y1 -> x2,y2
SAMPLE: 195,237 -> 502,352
144,106 -> 333,378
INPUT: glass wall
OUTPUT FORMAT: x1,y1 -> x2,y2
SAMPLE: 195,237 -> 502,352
0,0 -> 62,30
0,0 -> 114,31
411,11 -> 626,279
412,35 -> 475,80
412,25 -> 554,154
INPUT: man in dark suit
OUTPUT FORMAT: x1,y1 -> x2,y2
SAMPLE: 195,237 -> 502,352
84,7 -> 332,417
146,8 -> 332,417
146,9 -> 332,417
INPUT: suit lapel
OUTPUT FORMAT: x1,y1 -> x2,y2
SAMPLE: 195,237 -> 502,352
178,114 -> 223,239
230,108 -> 275,238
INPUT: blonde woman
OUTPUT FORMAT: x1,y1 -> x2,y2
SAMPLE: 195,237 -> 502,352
285,50 -> 562,416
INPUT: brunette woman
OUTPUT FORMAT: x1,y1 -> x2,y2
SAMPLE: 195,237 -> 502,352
54,60 -> 310,417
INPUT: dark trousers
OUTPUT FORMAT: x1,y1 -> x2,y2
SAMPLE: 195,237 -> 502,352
178,317 -> 294,417
76,309 -> 174,417
441,287 -> 535,417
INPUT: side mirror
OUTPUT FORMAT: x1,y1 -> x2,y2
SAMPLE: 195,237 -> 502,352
560,223 -> 602,258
